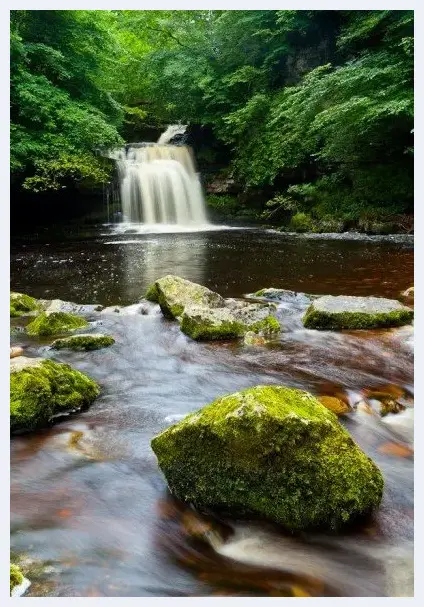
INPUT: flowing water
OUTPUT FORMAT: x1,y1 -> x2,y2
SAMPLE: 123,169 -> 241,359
10,225 -> 414,597
108,142 -> 207,226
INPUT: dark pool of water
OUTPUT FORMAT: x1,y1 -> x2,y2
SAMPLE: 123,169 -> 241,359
10,225 -> 414,597
11,225 -> 414,305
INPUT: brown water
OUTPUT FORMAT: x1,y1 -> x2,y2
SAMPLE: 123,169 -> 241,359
10,226 -> 414,597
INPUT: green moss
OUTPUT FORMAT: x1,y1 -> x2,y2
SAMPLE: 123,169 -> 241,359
10,359 -> 99,433
10,564 -> 24,595
51,334 -> 115,351
145,283 -> 159,302
10,305 -> 20,317
10,292 -> 40,317
26,311 -> 88,336
181,314 -> 246,340
181,307 -> 281,341
151,385 -> 384,531
250,315 -> 281,334
303,305 -> 414,330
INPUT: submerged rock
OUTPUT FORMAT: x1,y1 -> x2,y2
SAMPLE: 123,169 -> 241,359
303,295 -> 413,330
51,333 -> 115,351
145,275 -> 225,319
10,292 -> 40,317
10,356 -> 99,433
318,396 -> 352,416
10,346 -> 24,359
243,331 -> 267,346
181,303 -> 280,341
251,288 -> 314,304
26,311 -> 88,337
151,385 -> 384,531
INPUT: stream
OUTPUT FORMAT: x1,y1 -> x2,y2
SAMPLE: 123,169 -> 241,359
10,225 -> 414,597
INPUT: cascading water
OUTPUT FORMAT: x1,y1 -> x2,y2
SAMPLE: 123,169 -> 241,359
108,127 -> 208,226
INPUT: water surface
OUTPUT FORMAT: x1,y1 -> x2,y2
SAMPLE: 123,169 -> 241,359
10,225 -> 414,597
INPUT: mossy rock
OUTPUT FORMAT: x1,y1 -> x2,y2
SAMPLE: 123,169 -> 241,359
10,292 -> 40,317
10,357 -> 99,433
181,304 -> 280,341
10,564 -> 24,595
252,287 -> 313,305
145,283 -> 160,302
26,311 -> 88,337
151,385 -> 384,531
51,334 -> 115,351
145,275 -> 225,319
303,295 -> 413,330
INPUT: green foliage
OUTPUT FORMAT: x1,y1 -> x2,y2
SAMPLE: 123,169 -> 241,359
125,9 -> 413,222
289,212 -> 315,233
10,10 -> 124,191
206,195 -> 239,211
10,10 -> 414,220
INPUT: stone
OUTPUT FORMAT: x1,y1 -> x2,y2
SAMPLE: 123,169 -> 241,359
318,396 -> 351,416
303,295 -> 413,330
251,287 -> 316,305
10,356 -> 99,433
145,275 -> 225,319
181,303 -> 280,341
243,331 -> 267,346
10,346 -> 24,359
10,292 -> 40,317
38,298 -> 102,314
51,334 -> 115,351
401,286 -> 414,299
151,385 -> 384,531
26,311 -> 88,337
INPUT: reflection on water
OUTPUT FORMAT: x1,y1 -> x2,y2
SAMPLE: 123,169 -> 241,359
10,226 -> 413,306
10,225 -> 413,597
116,235 -> 208,296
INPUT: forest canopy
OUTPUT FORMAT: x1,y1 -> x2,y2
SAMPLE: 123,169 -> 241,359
10,9 -> 413,223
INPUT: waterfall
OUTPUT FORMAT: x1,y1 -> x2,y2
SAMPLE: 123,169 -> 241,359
108,129 -> 208,226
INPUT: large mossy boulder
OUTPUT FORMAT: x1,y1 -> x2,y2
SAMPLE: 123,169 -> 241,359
10,357 -> 99,433
26,311 -> 88,337
303,295 -> 413,330
145,275 -> 225,318
10,292 -> 40,317
181,303 -> 280,341
51,333 -> 115,351
151,385 -> 384,531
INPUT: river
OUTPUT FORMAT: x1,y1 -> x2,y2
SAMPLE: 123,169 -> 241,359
10,224 -> 414,597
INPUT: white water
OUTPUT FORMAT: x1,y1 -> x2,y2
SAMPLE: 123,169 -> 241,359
109,132 -> 208,226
